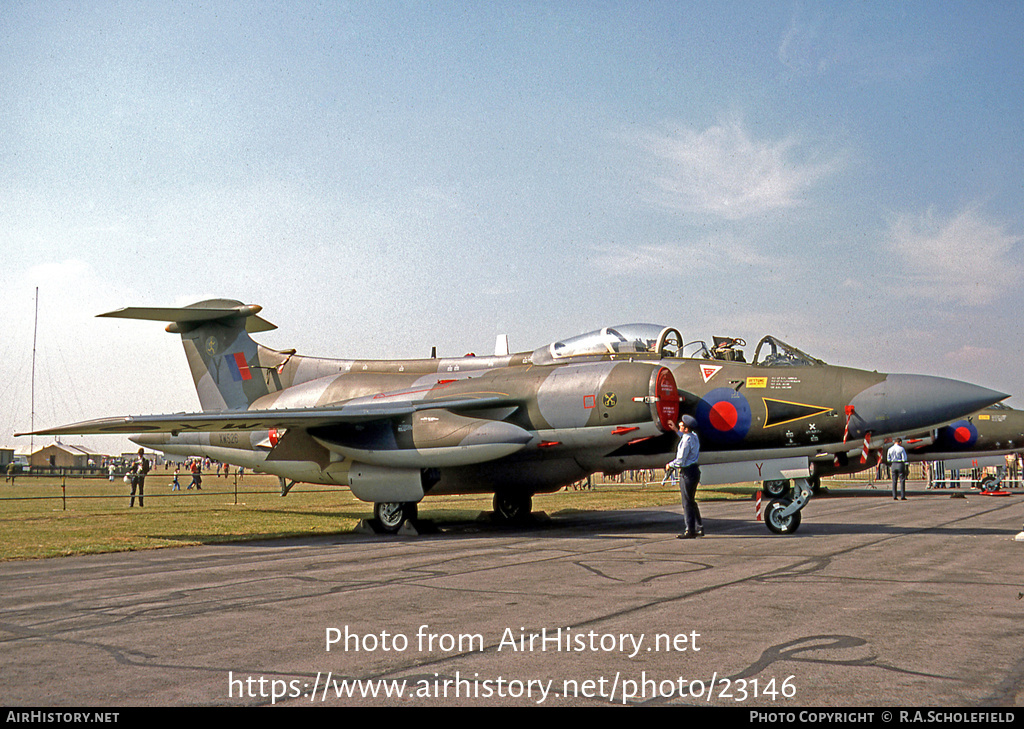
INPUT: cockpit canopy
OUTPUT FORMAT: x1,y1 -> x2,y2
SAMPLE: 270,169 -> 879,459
530,325 -> 824,367
531,324 -> 683,364
750,336 -> 825,366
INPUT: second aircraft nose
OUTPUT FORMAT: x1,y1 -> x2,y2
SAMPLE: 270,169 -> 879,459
847,374 -> 1007,437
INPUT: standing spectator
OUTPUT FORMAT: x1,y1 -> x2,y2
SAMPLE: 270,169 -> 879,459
668,415 -> 703,539
130,448 -> 150,507
188,459 -> 203,490
887,438 -> 908,500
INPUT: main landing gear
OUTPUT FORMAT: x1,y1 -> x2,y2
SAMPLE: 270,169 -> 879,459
373,501 -> 419,533
371,491 -> 535,534
493,491 -> 532,524
763,476 -> 821,498
763,477 -> 815,535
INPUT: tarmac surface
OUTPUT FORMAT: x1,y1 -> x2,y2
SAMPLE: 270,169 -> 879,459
1,484 -> 1023,707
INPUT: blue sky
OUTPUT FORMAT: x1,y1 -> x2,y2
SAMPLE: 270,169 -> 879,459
2,2 -> 1023,452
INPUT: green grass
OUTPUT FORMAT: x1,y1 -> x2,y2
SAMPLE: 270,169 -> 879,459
0,471 -> 869,560
0,474 -> 363,560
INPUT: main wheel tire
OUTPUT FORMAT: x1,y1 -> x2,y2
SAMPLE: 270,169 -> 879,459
493,492 -> 532,523
763,479 -> 791,498
765,498 -> 802,535
979,474 -> 998,491
374,502 -> 413,533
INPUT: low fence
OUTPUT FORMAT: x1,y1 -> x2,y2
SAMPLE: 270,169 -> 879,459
0,473 -> 319,511
581,462 -> 1018,490
4,462 -> 1017,512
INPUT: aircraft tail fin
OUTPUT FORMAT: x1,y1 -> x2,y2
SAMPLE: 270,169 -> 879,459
100,300 -> 290,411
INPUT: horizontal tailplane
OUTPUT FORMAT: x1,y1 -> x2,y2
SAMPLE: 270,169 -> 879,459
100,299 -> 286,411
98,299 -> 277,334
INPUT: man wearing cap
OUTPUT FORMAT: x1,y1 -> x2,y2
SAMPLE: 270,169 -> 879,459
887,438 -> 908,501
130,448 -> 150,508
669,415 -> 702,539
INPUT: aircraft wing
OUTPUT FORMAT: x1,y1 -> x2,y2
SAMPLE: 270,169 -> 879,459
17,394 -> 514,437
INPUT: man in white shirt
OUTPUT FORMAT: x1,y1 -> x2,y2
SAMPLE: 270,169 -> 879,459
887,438 -> 908,500
668,415 -> 702,538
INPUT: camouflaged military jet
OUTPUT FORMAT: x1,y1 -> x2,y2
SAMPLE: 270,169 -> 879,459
803,402 -> 1024,490
19,300 -> 1008,534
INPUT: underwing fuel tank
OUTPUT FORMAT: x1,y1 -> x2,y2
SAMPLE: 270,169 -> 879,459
348,463 -> 434,503
311,408 -> 534,468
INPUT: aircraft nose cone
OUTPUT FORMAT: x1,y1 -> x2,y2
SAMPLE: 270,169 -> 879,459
848,374 -> 1007,437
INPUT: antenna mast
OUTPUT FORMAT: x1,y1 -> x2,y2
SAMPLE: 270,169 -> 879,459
30,287 -> 38,457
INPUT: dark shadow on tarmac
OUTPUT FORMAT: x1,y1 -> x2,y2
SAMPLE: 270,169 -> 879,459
154,486 -> 1022,548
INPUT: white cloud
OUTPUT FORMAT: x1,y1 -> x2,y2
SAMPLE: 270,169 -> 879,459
636,120 -> 844,220
777,7 -> 937,84
884,206 -> 1023,305
590,234 -> 779,277
943,344 -> 1001,367
778,13 -> 831,77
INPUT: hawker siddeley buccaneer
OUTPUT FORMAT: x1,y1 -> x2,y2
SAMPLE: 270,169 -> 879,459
18,301 -> 1008,534
802,402 -> 1024,491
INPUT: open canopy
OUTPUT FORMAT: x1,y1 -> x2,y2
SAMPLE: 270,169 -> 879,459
530,325 -> 825,367
532,324 -> 684,364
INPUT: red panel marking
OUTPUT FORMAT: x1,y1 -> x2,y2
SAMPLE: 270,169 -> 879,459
538,441 -> 561,448
654,368 -> 679,431
612,426 -> 639,435
232,352 -> 252,381
583,394 -> 596,409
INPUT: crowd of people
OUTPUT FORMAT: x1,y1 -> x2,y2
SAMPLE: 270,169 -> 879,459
123,454 -> 248,507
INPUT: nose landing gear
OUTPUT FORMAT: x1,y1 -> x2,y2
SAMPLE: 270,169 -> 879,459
763,477 -> 814,535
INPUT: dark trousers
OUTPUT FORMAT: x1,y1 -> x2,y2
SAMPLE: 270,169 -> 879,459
130,476 -> 145,507
891,462 -> 907,499
680,464 -> 701,534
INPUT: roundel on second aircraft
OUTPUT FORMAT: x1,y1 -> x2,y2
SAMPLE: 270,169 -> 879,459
696,387 -> 752,444
940,420 -> 978,449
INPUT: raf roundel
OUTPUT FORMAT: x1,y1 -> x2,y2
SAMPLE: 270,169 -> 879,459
696,387 -> 752,444
941,420 -> 978,449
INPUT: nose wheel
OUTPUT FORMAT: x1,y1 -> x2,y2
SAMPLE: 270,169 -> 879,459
765,498 -> 802,534
763,477 -> 813,534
